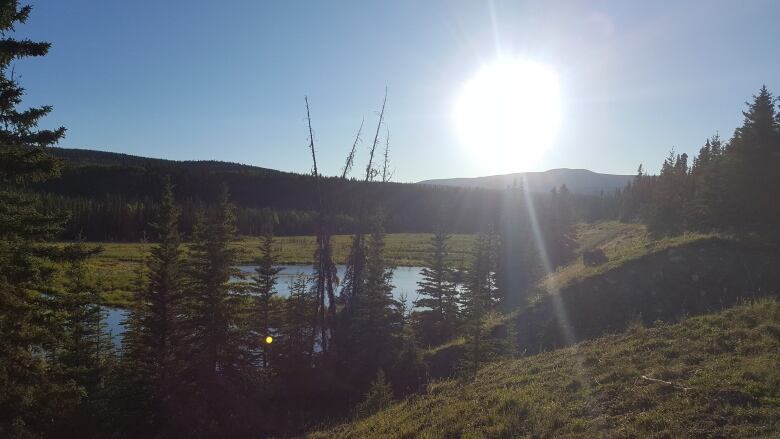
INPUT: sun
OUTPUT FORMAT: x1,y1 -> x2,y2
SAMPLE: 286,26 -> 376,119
453,60 -> 561,170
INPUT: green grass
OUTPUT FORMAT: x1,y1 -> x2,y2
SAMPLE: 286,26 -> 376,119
540,221 -> 718,291
426,221 -> 720,355
313,298 -> 780,438
65,233 -> 475,307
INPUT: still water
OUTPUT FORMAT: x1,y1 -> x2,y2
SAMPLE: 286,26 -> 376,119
105,265 -> 424,343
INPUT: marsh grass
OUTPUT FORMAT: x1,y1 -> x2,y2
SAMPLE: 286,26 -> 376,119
63,233 -> 475,307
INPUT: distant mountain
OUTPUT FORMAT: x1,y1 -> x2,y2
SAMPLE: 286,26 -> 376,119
418,168 -> 633,195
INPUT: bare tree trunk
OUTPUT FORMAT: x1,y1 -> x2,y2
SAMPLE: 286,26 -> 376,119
346,89 -> 387,305
341,118 -> 364,179
305,96 -> 329,355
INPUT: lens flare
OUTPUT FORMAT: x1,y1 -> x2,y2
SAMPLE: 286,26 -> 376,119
454,60 -> 561,170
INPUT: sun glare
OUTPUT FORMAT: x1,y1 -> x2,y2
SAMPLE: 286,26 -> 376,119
454,60 -> 561,170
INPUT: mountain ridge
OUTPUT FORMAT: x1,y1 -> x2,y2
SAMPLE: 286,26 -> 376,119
52,148 -> 633,194
419,168 -> 633,194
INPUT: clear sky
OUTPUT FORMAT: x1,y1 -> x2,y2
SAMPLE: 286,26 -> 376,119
19,0 -> 780,182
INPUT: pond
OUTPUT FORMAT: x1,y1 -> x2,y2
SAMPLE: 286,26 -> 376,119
105,265 -> 425,343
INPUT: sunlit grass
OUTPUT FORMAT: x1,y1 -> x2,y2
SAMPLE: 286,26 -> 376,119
541,221 -> 718,292
313,298 -> 780,438
61,233 -> 475,307
425,221 -> 721,356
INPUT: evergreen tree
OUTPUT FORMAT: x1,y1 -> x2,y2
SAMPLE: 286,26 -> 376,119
542,185 -> 576,268
413,228 -> 459,346
278,274 -> 316,373
496,183 -> 540,309
120,179 -> 186,435
53,242 -> 113,437
181,185 -> 256,434
724,86 -> 780,227
271,274 -> 318,422
460,232 -> 498,379
250,226 -> 282,369
645,150 -> 690,235
389,334 -> 427,396
619,164 -> 654,221
688,134 -> 726,229
0,2 -> 83,436
344,210 -> 403,389
354,369 -> 394,419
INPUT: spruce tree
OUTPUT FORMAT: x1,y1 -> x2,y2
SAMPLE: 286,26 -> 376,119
0,2 -> 82,435
413,228 -> 459,346
279,274 -> 316,372
181,184 -> 255,434
460,232 -> 498,379
725,86 -> 780,227
543,185 -> 575,268
389,334 -> 427,396
120,179 -> 186,435
346,210 -> 403,389
53,242 -> 112,437
645,150 -> 690,235
250,227 -> 282,369
496,183 -> 540,309
355,369 -> 394,419
689,135 -> 726,229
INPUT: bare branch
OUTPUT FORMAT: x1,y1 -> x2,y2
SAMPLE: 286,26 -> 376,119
305,96 -> 319,179
341,117 -> 363,179
640,375 -> 691,391
364,87 -> 387,183
381,127 -> 393,183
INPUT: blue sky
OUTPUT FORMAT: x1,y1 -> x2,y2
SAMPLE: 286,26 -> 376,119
19,0 -> 780,181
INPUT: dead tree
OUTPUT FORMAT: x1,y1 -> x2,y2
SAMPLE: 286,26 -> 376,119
305,96 -> 338,355
381,128 -> 393,183
341,118 -> 363,179
341,89 -> 387,308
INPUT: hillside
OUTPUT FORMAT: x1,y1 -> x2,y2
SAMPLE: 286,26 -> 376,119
418,168 -> 633,195
50,147 -> 286,174
424,222 -> 780,378
314,299 -> 780,438
37,148 -> 504,235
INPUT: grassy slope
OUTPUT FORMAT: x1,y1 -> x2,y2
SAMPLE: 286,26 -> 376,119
314,299 -> 780,438
72,233 -> 475,307
424,221 -> 718,356
540,221 -> 717,291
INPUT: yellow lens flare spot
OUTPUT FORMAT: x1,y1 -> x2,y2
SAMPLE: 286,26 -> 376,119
265,336 -> 273,344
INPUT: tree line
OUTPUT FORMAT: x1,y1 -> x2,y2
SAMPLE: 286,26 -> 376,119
36,193 -> 357,241
616,85 -> 780,236
33,162 -> 595,241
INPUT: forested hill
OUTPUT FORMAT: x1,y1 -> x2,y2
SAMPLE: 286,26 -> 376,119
49,147 -> 282,174
36,147 -> 514,238
419,168 -> 633,194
